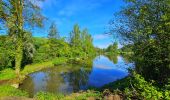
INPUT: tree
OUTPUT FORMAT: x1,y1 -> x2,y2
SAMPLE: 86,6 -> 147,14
81,29 -> 95,56
69,24 -> 95,58
69,24 -> 83,57
105,42 -> 118,53
48,22 -> 60,39
0,0 -> 44,76
111,0 -> 170,85
70,24 -> 81,47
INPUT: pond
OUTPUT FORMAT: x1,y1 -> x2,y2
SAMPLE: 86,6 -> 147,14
19,55 -> 133,97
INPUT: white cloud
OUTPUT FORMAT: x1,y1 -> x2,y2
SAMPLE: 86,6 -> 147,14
95,64 -> 114,70
93,34 -> 109,40
94,42 -> 112,49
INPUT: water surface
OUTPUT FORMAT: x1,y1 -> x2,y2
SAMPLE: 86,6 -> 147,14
20,55 -> 133,96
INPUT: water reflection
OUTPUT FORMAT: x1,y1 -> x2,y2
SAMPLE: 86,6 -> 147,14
20,55 -> 133,96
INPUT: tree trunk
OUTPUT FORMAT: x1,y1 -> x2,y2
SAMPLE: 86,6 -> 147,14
15,38 -> 23,77
14,0 -> 24,77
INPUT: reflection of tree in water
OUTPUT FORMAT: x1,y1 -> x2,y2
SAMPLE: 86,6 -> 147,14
105,53 -> 118,64
44,68 -> 64,93
19,75 -> 35,97
62,67 -> 91,92
41,59 -> 93,94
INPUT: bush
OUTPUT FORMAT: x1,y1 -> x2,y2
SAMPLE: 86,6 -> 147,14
52,57 -> 67,65
123,72 -> 170,100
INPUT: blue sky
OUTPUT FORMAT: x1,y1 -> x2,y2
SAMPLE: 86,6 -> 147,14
33,0 -> 125,48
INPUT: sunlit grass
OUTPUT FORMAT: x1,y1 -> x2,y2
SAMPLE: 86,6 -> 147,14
0,68 -> 16,80
22,57 -> 67,75
34,90 -> 102,100
0,85 -> 28,97
64,90 -> 102,100
34,92 -> 64,100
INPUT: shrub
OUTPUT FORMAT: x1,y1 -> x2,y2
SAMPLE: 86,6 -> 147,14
123,72 -> 170,100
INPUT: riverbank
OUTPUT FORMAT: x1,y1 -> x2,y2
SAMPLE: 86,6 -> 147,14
0,50 -> 167,99
0,55 -> 130,99
0,84 -> 123,100
0,56 -> 96,98
0,57 -> 68,85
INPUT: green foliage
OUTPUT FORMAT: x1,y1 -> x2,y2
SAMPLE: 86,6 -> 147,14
22,31 -> 35,67
63,90 -> 102,100
123,72 -> 170,100
101,72 -> 170,100
34,91 -> 102,100
0,85 -> 28,97
112,0 -> 170,86
0,68 -> 16,80
0,0 -> 45,75
105,42 -> 119,54
0,36 -> 15,70
52,57 -> 67,66
48,22 -> 60,39
69,24 -> 96,58
33,37 -> 72,63
101,77 -> 131,91
34,92 -> 64,100
120,44 -> 133,54
74,90 -> 102,100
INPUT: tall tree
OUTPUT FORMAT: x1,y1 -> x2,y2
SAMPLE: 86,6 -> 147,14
47,23 -> 61,58
0,0 -> 44,76
81,29 -> 95,56
70,24 -> 82,47
69,24 -> 82,57
48,22 -> 60,39
111,0 -> 170,85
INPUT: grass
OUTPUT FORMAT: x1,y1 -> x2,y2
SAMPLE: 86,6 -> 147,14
21,61 -> 54,75
0,68 -> 16,80
34,92 -> 64,100
64,90 -> 102,100
0,85 -> 28,97
21,57 -> 67,75
34,90 -> 102,100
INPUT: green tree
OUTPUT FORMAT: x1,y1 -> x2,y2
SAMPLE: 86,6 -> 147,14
106,42 -> 118,53
0,0 -> 44,76
69,24 -> 95,58
112,0 -> 170,85
70,24 -> 81,47
81,29 -> 95,57
48,22 -> 60,39
69,24 -> 83,57
48,22 -> 60,58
